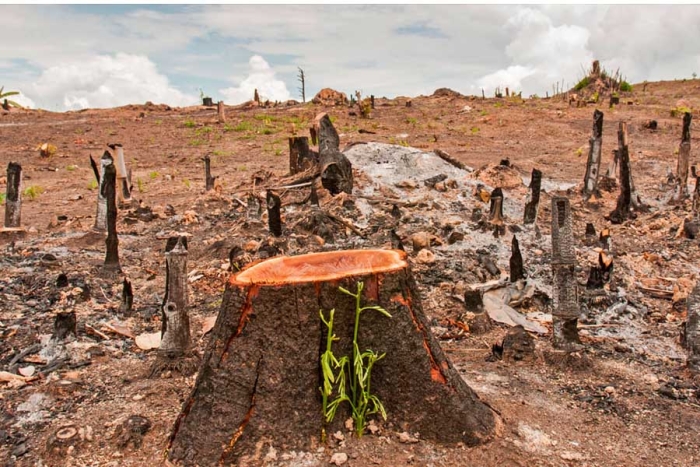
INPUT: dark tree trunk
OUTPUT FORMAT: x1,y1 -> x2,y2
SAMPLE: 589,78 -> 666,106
309,182 -> 319,206
582,110 -> 604,200
608,142 -> 633,224
266,190 -> 282,236
320,150 -> 354,195
523,168 -> 542,224
95,152 -> 113,231
551,197 -> 580,349
370,95 -> 375,109
4,162 -> 22,228
167,250 -> 500,466
675,112 -> 692,201
120,278 -> 133,313
314,113 -> 340,156
203,155 -> 216,192
289,136 -> 314,175
510,235 -> 524,282
103,163 -> 121,272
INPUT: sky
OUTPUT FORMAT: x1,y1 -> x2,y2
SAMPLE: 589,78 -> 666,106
2,4 -> 700,111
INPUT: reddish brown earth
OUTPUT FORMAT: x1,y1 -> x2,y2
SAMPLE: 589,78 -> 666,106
2,79 -> 700,466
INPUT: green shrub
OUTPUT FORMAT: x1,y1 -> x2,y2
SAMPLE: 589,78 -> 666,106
574,76 -> 590,91
619,81 -> 633,92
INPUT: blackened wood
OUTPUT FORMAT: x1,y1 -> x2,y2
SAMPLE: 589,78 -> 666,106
309,182 -> 319,206
160,237 -> 190,357
686,284 -> 700,371
266,190 -> 282,236
502,325 -> 535,362
95,152 -> 113,231
203,155 -> 216,191
167,250 -> 499,465
4,162 -> 22,228
108,144 -> 131,204
56,273 -> 69,288
370,95 -> 375,109
676,112 -> 692,200
103,163 -> 121,272
489,188 -> 504,225
89,155 -> 100,184
390,229 -> 404,250
120,278 -> 133,313
315,113 -> 340,157
320,151 -> 353,195
551,197 -> 580,349
582,110 -> 604,199
692,166 -> 700,220
288,136 -> 313,175
510,235 -> 525,282
608,143 -> 632,224
433,149 -> 470,172
53,311 -> 76,342
464,290 -> 492,335
523,168 -> 542,224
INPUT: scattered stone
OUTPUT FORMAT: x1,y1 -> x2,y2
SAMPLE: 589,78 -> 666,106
398,432 -> 420,444
330,452 -> 348,465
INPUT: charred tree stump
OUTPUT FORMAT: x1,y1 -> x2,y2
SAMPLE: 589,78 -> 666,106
103,163 -> 121,272
315,113 -> 340,155
4,162 -> 22,228
551,197 -> 581,349
692,166 -> 700,221
684,283 -> 700,372
289,136 -> 313,175
203,155 -> 216,192
510,235 -> 525,282
108,144 -> 131,205
370,95 -> 375,109
675,112 -> 692,201
309,182 -> 319,206
464,289 -> 492,335
608,139 -> 633,224
312,113 -> 353,195
166,250 -> 500,465
217,101 -> 226,124
489,187 -> 505,236
120,278 -> 133,313
523,168 -> 542,224
53,311 -> 77,342
94,152 -> 113,231
266,190 -> 282,236
616,123 -> 646,211
153,236 -> 194,375
582,110 -> 604,200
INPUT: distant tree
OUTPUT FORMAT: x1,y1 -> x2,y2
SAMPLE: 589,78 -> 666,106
297,67 -> 306,103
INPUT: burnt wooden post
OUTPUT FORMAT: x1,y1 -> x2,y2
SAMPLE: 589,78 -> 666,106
675,112 -> 692,201
685,283 -> 700,371
370,95 -> 375,109
523,168 -> 542,224
609,133 -> 633,224
94,152 -> 113,231
217,101 -> 226,124
4,162 -> 22,228
166,250 -> 499,465
266,190 -> 282,236
314,113 -> 353,195
103,162 -> 121,272
159,236 -> 190,358
510,235 -> 524,282
289,136 -> 311,175
582,110 -> 604,200
692,166 -> 700,220
108,144 -> 131,205
551,197 -> 580,349
120,278 -> 133,313
203,155 -> 216,191
53,311 -> 77,342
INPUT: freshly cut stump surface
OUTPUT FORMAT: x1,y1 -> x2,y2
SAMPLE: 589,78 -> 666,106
167,249 -> 499,466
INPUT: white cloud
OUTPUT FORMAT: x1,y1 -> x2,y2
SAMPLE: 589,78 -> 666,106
476,8 -> 593,96
219,55 -> 291,104
23,53 -> 195,110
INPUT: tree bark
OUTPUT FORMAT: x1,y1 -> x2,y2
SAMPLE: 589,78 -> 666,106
120,278 -> 133,314
203,155 -> 216,192
108,144 -> 131,205
582,110 -> 604,200
159,236 -> 190,357
523,168 -> 542,224
217,101 -> 226,124
94,152 -> 113,231
53,311 -> 76,342
103,163 -> 120,272
266,190 -> 282,236
608,142 -> 633,224
289,136 -> 314,175
4,162 -> 22,228
551,197 -> 580,349
320,150 -> 354,195
675,112 -> 692,201
510,235 -> 524,282
685,283 -> 700,371
167,249 -> 500,466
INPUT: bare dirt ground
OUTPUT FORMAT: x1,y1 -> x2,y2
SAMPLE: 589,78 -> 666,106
2,79 -> 700,467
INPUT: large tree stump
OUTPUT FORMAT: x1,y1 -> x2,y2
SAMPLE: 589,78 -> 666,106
167,249 -> 499,466
289,136 -> 315,175
523,168 -> 542,224
551,197 -> 580,349
4,162 -> 22,228
312,113 -> 353,195
94,152 -> 113,231
675,112 -> 692,201
103,163 -> 120,272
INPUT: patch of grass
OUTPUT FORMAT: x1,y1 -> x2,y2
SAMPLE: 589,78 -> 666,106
470,126 -> 480,135
223,124 -> 234,132
574,76 -> 590,91
195,126 -> 213,136
232,121 -> 252,132
576,147 -> 584,157
183,119 -> 197,128
0,193 -> 5,204
671,106 -> 692,117
189,139 -> 205,147
154,119 -> 163,125
479,110 -> 488,117
493,102 -> 503,108
66,164 -> 78,171
87,180 -> 98,190
149,171 -> 160,180
619,81 -> 633,92
254,114 -> 277,122
183,179 -> 191,189
329,115 -> 337,124
405,117 -> 417,125
136,178 -> 146,193
23,185 -> 44,200
237,165 -> 248,171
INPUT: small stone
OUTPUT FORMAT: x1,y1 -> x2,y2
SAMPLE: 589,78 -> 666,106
333,431 -> 345,441
448,231 -> 465,244
132,394 -> 145,401
412,232 -> 431,252
398,432 -> 419,444
26,300 -> 38,307
330,452 -> 348,465
12,443 -> 28,457
415,249 -> 435,264
344,418 -> 354,431
604,386 -> 616,395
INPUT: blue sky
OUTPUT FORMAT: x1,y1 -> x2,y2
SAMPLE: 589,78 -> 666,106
2,5 -> 700,110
